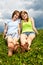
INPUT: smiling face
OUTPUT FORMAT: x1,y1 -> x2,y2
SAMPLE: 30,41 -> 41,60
12,10 -> 20,21
13,12 -> 19,21
20,11 -> 28,21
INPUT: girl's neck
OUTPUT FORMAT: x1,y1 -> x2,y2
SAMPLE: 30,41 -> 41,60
24,19 -> 27,22
23,18 -> 29,22
12,18 -> 17,22
24,19 -> 28,22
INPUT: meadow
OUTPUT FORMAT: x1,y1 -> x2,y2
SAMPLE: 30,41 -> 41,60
0,30 -> 43,65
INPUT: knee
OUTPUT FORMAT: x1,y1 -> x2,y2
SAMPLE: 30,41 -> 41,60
31,34 -> 35,40
8,43 -> 14,49
28,35 -> 35,41
14,44 -> 20,51
24,43 -> 28,50
20,39 -> 27,45
21,43 -> 28,51
7,37 -> 13,43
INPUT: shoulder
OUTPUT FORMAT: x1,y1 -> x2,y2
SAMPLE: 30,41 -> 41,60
29,17 -> 34,23
17,19 -> 21,23
30,17 -> 34,21
4,19 -> 11,24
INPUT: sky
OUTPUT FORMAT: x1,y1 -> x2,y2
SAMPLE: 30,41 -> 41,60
0,0 -> 43,19
0,0 -> 43,30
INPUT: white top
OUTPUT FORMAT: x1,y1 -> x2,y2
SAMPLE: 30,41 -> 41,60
4,19 -> 20,35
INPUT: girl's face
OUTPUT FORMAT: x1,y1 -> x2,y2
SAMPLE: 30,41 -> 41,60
13,13 -> 19,21
21,12 -> 28,20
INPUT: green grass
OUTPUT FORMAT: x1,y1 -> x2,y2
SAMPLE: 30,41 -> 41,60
0,30 -> 43,65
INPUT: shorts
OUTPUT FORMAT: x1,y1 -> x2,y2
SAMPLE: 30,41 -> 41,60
5,32 -> 19,39
22,32 -> 35,36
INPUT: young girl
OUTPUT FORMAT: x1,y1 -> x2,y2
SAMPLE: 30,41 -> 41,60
20,11 -> 38,52
3,10 -> 21,56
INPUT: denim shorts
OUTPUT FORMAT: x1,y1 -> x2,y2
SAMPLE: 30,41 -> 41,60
22,32 -> 35,36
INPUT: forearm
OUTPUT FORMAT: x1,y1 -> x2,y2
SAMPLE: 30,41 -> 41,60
33,27 -> 38,34
18,23 -> 21,35
18,28 -> 21,35
3,29 -> 7,38
3,23 -> 8,37
4,29 -> 7,35
31,17 -> 38,35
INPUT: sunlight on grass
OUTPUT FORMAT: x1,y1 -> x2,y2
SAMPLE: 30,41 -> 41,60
0,30 -> 43,65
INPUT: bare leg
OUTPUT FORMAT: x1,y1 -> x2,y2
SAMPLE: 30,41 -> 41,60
13,38 -> 20,52
7,36 -> 14,56
20,34 -> 27,45
20,34 -> 28,52
8,43 -> 14,56
27,33 -> 35,50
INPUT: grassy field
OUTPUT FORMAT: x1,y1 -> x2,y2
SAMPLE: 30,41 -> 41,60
0,30 -> 43,65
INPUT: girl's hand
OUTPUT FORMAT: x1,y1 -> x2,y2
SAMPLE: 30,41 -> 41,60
36,32 -> 39,35
3,34 -> 6,38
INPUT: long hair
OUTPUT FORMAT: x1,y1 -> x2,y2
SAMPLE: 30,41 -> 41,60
12,10 -> 20,19
20,11 -> 28,21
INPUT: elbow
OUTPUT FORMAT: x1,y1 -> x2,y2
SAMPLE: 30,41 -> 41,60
33,26 -> 36,31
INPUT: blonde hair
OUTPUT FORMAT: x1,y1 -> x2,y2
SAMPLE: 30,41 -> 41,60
20,11 -> 28,21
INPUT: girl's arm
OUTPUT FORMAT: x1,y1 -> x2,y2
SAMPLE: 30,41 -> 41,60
3,23 -> 8,38
18,23 -> 21,35
31,17 -> 39,35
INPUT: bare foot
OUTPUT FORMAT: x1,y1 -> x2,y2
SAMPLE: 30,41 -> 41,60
8,50 -> 13,56
28,46 -> 30,50
21,45 -> 25,52
14,44 -> 20,52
